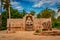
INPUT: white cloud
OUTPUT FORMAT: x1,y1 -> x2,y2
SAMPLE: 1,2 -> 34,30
0,1 -> 1,13
15,6 -> 21,9
33,1 -> 43,7
0,2 -> 1,6
10,1 -> 23,10
15,6 -> 23,10
57,12 -> 60,18
21,0 -> 39,2
0,13 -> 1,15
11,1 -> 19,5
55,12 -> 60,18
32,0 -> 60,7
32,0 -> 51,7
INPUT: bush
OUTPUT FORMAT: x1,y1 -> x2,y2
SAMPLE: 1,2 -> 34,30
35,29 -> 40,33
0,26 -> 7,30
52,22 -> 60,28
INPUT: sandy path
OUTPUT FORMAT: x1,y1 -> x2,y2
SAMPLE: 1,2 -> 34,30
0,31 -> 60,40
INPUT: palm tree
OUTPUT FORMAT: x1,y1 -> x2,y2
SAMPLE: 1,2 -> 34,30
1,0 -> 11,31
57,3 -> 60,12
0,0 -> 2,27
1,0 -> 11,18
57,3 -> 60,18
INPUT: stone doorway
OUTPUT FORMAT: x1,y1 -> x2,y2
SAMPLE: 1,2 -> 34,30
25,15 -> 34,31
25,23 -> 34,31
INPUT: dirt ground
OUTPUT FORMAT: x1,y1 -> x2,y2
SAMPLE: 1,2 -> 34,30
0,31 -> 60,40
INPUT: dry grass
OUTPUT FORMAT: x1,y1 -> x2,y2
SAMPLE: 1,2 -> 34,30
0,31 -> 60,40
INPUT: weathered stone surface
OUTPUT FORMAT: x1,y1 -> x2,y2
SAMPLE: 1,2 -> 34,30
7,14 -> 51,31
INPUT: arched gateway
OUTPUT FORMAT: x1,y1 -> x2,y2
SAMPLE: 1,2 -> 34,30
7,14 -> 52,31
25,14 -> 34,31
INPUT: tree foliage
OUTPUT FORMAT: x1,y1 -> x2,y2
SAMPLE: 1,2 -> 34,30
30,10 -> 35,16
1,2 -> 60,30
1,0 -> 10,11
21,10 -> 27,18
37,13 -> 42,18
57,16 -> 60,21
57,3 -> 60,12
1,7 -> 27,30
37,8 -> 55,19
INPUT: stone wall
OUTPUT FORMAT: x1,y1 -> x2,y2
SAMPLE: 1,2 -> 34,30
7,14 -> 51,31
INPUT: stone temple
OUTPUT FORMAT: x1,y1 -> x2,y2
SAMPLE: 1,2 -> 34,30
7,14 -> 52,31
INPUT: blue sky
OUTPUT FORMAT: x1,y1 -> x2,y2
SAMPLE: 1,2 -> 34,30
10,0 -> 60,13
0,0 -> 59,14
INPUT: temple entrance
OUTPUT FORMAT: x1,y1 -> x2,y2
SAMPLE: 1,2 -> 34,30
25,14 -> 34,31
25,23 -> 34,31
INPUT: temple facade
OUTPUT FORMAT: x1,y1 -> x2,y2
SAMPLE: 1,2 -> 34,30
7,14 -> 52,31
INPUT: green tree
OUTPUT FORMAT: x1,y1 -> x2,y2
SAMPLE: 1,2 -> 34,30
37,8 -> 55,19
1,7 -> 22,30
57,3 -> 60,12
1,11 -> 8,30
1,0 -> 9,11
21,10 -> 27,18
41,8 -> 55,18
57,16 -> 60,21
37,13 -> 42,18
10,7 -> 21,18
30,10 -> 35,16
1,0 -> 11,18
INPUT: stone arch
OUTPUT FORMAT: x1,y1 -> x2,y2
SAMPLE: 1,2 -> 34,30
23,14 -> 34,31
